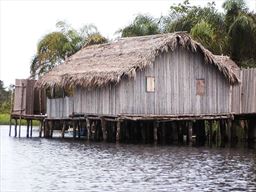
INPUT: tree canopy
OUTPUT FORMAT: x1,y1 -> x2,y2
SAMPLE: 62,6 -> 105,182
30,22 -> 107,78
118,0 -> 256,67
31,0 -> 256,78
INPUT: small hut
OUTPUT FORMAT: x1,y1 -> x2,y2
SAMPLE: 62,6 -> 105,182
36,32 -> 240,119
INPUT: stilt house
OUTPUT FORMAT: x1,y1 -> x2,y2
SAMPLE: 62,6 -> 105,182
36,32 -> 241,119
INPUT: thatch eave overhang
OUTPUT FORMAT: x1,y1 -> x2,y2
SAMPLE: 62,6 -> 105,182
35,32 -> 240,90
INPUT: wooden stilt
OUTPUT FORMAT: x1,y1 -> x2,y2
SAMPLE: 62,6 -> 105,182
73,120 -> 76,139
101,118 -> 107,141
26,120 -> 30,138
44,120 -> 48,138
9,90 -> 14,137
78,120 -> 81,139
61,120 -> 66,138
188,121 -> 193,145
116,120 -> 121,142
50,120 -> 53,138
140,122 -> 146,143
86,118 -> 90,140
220,119 -> 226,146
161,122 -> 166,144
30,120 -> 33,138
208,120 -> 213,146
153,121 -> 159,144
18,116 -> 22,138
9,117 -> 12,136
248,119 -> 256,142
39,120 -> 43,138
14,119 -> 17,137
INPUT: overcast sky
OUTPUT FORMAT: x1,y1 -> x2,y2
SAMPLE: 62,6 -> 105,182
0,0 -> 255,87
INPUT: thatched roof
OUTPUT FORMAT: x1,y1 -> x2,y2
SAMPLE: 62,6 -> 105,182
36,32 -> 240,89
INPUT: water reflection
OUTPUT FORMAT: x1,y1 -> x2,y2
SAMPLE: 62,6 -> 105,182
1,126 -> 256,192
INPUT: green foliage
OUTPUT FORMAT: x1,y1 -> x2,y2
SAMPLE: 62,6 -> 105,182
85,33 -> 108,46
119,14 -> 161,37
191,21 -> 215,49
222,0 -> 256,65
0,80 -> 12,114
31,22 -> 108,78
0,114 -> 40,125
163,1 -> 227,55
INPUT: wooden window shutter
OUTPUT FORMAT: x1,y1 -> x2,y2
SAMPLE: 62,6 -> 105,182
146,77 -> 155,92
196,79 -> 205,96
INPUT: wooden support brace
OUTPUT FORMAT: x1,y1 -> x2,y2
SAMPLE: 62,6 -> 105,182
18,117 -> 22,138
39,120 -> 43,138
208,120 -> 213,146
26,120 -> 30,138
73,120 -> 76,139
50,120 -> 53,138
78,120 -> 81,139
14,119 -> 17,137
116,120 -> 121,142
61,121 -> 66,138
154,121 -> 159,143
9,117 -> 12,136
101,118 -> 107,141
30,120 -> 33,138
188,121 -> 193,145
86,118 -> 90,140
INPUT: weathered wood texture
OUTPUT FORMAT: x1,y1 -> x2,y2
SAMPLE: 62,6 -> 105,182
47,48 -> 233,117
68,48 -> 231,116
47,97 -> 74,118
13,79 -> 36,115
232,68 -> 256,114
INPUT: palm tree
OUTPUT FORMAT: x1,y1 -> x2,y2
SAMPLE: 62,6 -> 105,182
30,22 -> 108,78
119,14 -> 161,37
223,0 -> 256,64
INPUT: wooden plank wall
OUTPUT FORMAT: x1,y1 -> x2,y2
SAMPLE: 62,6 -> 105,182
13,79 -> 36,115
47,97 -> 74,118
232,68 -> 256,114
71,48 -> 231,116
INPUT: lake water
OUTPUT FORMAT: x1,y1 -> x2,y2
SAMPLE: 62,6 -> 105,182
1,125 -> 256,192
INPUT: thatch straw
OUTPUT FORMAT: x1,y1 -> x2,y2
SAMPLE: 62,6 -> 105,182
35,32 -> 240,89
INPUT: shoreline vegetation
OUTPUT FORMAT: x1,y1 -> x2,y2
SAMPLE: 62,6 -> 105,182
0,114 -> 39,126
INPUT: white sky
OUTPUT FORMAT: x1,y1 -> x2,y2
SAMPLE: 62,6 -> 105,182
0,0 -> 255,87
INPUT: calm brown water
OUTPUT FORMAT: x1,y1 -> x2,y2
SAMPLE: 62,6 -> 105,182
1,125 -> 256,192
